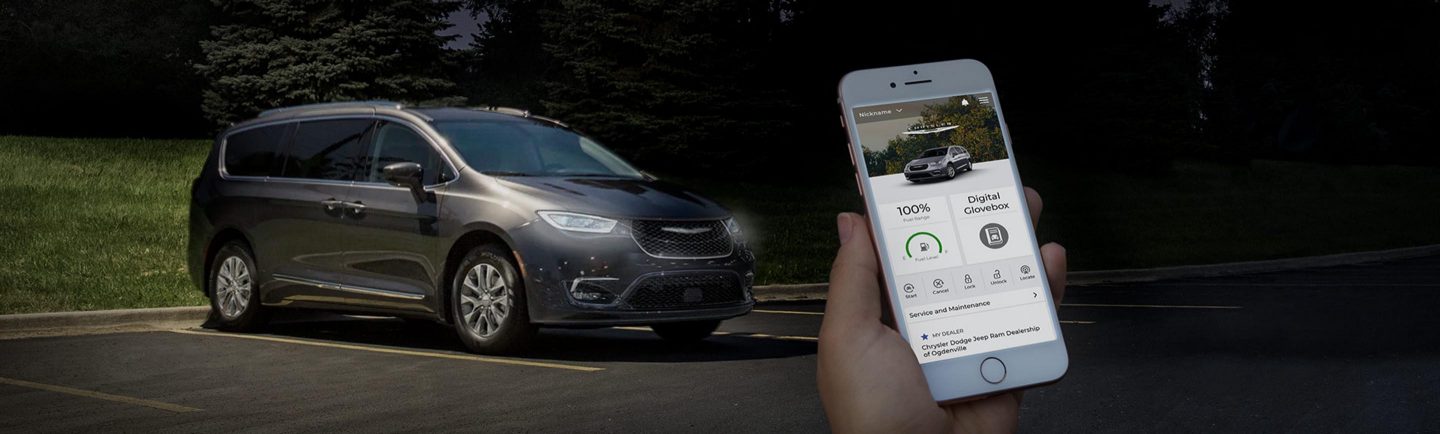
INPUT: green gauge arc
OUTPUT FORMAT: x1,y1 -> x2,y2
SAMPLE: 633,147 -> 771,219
904,231 -> 943,257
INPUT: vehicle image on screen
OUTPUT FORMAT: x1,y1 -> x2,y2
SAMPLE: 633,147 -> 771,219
903,146 -> 972,182
188,101 -> 755,354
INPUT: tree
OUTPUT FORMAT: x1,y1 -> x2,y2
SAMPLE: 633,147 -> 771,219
196,0 -> 463,127
862,97 -> 1007,177
531,0 -> 798,168
0,0 -> 216,137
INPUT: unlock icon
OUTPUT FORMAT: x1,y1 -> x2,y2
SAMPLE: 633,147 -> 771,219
993,269 -> 1002,279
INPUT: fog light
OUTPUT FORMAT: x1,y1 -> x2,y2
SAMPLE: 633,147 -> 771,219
569,277 -> 620,304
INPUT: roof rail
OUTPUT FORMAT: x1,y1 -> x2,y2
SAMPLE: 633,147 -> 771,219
471,106 -> 569,128
258,100 -> 404,118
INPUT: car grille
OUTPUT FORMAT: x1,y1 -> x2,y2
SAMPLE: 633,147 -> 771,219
625,272 -> 746,310
909,164 -> 928,171
630,220 -> 733,259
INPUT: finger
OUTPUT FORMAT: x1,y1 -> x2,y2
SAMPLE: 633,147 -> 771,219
1041,242 -> 1067,303
1024,186 -> 1043,229
824,213 -> 883,325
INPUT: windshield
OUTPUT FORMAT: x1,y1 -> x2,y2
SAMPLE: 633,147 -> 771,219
920,148 -> 947,158
433,120 -> 645,178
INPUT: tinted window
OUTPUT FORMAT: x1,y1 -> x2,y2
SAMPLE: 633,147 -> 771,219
223,124 -> 287,177
279,119 -> 374,180
364,122 -> 444,185
920,148 -> 947,158
432,120 -> 643,179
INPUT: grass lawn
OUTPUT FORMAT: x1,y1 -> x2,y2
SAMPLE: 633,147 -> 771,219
2,135 -> 1439,314
0,136 -> 211,314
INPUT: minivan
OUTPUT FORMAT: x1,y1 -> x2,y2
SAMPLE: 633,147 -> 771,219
188,102 -> 756,354
903,146 -> 972,182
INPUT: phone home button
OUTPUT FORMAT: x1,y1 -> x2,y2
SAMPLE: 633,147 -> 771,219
980,357 -> 1007,384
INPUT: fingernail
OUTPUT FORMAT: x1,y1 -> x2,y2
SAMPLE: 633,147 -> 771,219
837,213 -> 854,244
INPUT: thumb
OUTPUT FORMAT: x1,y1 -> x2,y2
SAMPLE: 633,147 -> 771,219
824,213 -> 884,325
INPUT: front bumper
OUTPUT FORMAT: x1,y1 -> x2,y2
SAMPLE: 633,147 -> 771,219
904,167 -> 946,180
510,219 -> 756,326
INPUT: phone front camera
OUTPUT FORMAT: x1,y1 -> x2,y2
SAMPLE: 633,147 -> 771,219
889,82 -> 896,88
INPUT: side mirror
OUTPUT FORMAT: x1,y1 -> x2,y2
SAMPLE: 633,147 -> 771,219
382,162 -> 423,188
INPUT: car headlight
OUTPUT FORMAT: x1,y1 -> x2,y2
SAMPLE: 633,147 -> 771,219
537,211 -> 618,233
724,217 -> 742,235
928,162 -> 940,169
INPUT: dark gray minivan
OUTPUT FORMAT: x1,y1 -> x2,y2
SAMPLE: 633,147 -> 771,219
188,102 -> 755,354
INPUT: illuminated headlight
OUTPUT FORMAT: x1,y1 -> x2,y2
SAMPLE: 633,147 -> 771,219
538,211 -> 618,233
724,217 -> 742,235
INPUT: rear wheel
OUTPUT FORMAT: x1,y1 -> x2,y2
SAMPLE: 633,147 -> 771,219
965,161 -> 973,171
451,245 -> 535,354
652,320 -> 721,343
209,241 -> 268,331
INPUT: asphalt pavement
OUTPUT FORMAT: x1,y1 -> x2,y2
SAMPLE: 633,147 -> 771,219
2,255 -> 1438,432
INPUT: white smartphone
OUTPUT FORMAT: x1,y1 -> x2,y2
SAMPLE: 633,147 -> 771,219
838,59 -> 1068,403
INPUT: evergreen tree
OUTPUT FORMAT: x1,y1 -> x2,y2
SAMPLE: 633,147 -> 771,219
196,0 -> 463,127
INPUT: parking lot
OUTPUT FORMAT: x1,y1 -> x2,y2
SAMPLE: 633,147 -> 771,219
2,255 -> 1438,432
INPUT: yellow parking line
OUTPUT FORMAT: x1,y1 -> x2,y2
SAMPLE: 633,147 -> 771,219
753,309 -> 824,316
1061,303 -> 1241,309
170,329 -> 603,372
0,376 -> 201,413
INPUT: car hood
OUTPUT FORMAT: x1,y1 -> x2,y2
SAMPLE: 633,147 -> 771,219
493,176 -> 731,220
907,156 -> 945,166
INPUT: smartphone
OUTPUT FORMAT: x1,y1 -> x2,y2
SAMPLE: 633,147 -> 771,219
838,59 -> 1068,403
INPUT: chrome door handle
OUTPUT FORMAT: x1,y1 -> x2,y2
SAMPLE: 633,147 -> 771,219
321,199 -> 343,213
345,201 -> 366,218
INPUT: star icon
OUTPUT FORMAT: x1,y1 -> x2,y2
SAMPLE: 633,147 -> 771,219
921,333 -> 929,340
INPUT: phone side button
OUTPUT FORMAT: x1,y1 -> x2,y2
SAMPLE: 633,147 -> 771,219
853,172 -> 864,196
980,357 -> 1007,384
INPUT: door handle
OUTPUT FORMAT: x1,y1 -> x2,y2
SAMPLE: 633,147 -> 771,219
321,199 -> 343,213
345,201 -> 366,218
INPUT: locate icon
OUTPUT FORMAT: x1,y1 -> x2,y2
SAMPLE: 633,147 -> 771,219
1020,265 -> 1032,275
979,223 -> 1009,249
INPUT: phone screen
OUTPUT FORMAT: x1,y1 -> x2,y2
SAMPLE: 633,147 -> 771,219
852,92 -> 1057,365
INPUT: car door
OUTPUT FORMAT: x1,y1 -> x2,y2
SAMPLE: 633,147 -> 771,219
336,119 -> 449,312
252,118 -> 375,305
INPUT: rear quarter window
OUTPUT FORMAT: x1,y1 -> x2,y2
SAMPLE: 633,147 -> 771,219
223,124 -> 288,177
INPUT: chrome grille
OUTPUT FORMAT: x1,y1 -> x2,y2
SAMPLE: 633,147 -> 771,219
631,220 -> 733,259
625,273 -> 745,310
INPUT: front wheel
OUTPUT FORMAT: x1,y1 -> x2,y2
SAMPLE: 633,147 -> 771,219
209,241 -> 268,331
652,320 -> 721,343
946,166 -> 957,178
451,245 -> 535,354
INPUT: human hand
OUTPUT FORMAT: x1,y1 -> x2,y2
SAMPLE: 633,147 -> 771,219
817,187 -> 1067,433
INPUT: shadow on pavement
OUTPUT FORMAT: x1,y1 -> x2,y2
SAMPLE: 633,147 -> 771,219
223,310 -> 815,364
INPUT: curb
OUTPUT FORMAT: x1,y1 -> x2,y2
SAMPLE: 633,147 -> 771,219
0,306 -> 209,340
4,243 -> 1435,334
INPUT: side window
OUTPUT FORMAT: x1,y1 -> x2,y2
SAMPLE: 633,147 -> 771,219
279,119 -> 375,181
365,121 -> 444,185
223,124 -> 287,177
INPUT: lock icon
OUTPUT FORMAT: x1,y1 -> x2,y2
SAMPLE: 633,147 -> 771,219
964,274 -> 972,284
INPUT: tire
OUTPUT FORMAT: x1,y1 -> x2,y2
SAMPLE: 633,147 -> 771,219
450,244 -> 535,354
652,320 -> 721,343
946,166 -> 957,179
965,161 -> 974,172
209,241 -> 269,331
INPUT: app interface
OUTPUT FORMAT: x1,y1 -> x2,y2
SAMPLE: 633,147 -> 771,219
853,92 -> 1056,364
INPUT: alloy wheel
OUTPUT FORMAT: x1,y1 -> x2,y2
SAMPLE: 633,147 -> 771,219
460,263 -> 513,338
215,256 -> 252,319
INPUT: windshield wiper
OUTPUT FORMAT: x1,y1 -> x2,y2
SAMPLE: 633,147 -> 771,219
563,173 -> 635,178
